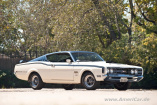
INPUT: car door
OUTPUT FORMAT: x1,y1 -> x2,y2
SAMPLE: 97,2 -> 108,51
46,53 -> 74,81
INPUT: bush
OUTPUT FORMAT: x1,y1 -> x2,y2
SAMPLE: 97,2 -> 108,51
0,68 -> 157,89
131,68 -> 157,89
0,70 -> 29,88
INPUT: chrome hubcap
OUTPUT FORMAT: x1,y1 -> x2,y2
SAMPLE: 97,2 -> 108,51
84,75 -> 95,88
31,75 -> 39,88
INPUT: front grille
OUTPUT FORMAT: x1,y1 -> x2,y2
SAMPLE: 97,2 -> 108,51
107,67 -> 142,76
111,77 -> 133,79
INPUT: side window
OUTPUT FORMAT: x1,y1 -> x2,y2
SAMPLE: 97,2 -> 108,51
46,54 -> 58,62
46,53 -> 73,62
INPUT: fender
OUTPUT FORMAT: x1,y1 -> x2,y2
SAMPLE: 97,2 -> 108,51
77,67 -> 93,83
27,68 -> 39,80
74,67 -> 102,83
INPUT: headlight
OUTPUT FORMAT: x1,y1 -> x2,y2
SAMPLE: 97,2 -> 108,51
110,68 -> 114,74
135,69 -> 138,75
131,69 -> 134,74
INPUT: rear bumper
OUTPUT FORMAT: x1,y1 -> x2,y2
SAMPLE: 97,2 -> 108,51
103,74 -> 143,83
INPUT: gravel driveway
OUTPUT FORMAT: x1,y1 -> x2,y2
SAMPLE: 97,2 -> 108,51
0,88 -> 156,105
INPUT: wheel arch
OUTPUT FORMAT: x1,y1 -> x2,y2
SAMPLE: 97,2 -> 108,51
28,71 -> 41,81
80,70 -> 95,83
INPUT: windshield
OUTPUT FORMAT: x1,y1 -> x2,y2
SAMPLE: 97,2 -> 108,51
71,52 -> 104,62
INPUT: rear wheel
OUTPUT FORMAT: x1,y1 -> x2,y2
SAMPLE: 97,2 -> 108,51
62,84 -> 75,90
81,72 -> 99,90
114,82 -> 131,90
29,73 -> 44,90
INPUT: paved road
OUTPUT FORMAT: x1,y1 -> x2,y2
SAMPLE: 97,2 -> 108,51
0,88 -> 156,105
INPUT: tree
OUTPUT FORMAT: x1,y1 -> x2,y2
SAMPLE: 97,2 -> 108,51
0,0 -> 19,51
129,0 -> 157,34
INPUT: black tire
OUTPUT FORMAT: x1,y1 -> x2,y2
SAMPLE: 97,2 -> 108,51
29,73 -> 44,90
114,82 -> 131,90
62,84 -> 75,90
81,72 -> 99,90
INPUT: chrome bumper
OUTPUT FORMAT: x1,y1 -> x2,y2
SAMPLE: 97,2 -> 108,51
103,74 -> 143,82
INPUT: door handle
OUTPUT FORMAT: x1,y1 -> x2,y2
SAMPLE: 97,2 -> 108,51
51,64 -> 55,67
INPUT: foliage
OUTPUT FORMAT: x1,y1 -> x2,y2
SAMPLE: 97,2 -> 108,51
0,70 -> 29,88
131,0 -> 157,34
131,69 -> 157,89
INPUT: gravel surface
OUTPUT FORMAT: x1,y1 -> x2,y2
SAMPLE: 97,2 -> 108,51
0,88 -> 156,105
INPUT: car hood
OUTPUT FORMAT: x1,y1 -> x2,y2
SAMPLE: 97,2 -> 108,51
76,61 -> 142,69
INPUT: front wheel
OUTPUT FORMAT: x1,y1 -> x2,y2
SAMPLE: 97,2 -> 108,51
81,72 -> 99,90
114,82 -> 131,90
29,73 -> 44,90
62,84 -> 75,90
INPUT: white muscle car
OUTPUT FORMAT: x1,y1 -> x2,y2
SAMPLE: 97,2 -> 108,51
14,51 -> 143,90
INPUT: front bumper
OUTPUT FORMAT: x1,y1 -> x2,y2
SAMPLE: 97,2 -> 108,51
103,74 -> 143,83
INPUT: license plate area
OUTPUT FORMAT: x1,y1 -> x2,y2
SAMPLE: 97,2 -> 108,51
120,77 -> 128,82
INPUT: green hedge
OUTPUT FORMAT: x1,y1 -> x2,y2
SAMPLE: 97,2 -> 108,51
131,68 -> 157,89
0,69 -> 157,89
0,70 -> 29,88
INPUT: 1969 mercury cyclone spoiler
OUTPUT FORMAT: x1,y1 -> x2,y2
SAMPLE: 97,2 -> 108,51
14,51 -> 143,90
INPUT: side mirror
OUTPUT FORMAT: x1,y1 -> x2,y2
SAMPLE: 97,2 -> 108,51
19,60 -> 24,63
66,59 -> 71,64
76,60 -> 80,62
